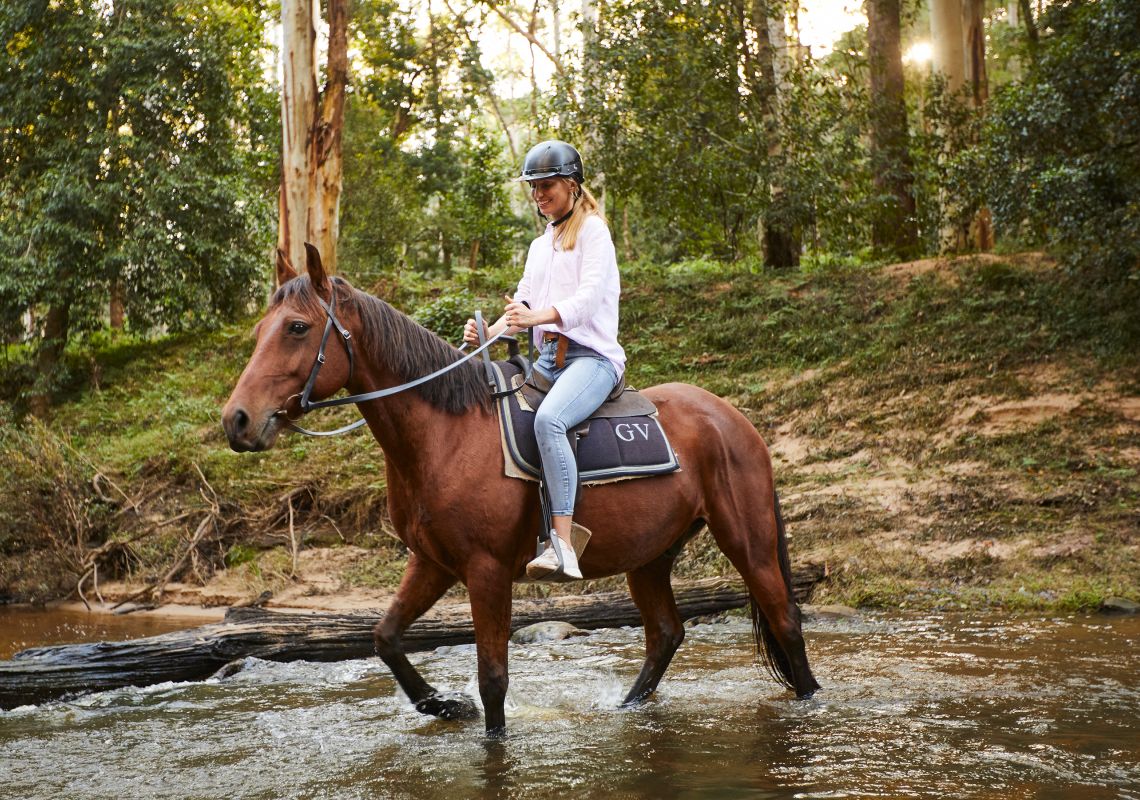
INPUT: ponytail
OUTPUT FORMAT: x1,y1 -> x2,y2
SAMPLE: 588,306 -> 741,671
554,182 -> 605,252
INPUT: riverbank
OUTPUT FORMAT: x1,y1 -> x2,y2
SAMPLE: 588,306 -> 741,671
2,252 -> 1137,613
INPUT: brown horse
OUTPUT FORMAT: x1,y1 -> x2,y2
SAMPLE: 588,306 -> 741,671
221,246 -> 818,735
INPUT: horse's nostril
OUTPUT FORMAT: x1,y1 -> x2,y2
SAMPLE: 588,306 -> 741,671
233,408 -> 249,433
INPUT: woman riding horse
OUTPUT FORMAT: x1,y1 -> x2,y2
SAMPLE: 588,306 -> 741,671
222,184 -> 819,738
464,140 -> 621,581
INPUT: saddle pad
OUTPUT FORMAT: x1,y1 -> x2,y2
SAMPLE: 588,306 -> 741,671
492,361 -> 681,484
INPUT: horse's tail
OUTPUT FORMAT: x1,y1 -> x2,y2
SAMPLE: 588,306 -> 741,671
750,491 -> 798,690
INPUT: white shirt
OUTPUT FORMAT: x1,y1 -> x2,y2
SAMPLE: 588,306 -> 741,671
514,214 -> 626,378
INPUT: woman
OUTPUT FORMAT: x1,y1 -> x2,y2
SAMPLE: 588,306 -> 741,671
464,140 -> 625,580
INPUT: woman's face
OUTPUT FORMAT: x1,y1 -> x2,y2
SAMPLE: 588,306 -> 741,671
529,177 -> 576,220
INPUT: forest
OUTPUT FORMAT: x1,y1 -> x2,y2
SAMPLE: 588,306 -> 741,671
0,0 -> 1136,610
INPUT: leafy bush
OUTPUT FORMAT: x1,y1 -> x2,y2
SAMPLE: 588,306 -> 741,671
972,0 -> 1140,277
411,288 -> 478,343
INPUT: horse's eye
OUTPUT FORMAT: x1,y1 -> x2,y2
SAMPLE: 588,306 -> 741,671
287,321 -> 310,335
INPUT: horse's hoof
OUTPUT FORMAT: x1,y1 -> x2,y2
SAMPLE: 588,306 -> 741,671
415,691 -> 480,720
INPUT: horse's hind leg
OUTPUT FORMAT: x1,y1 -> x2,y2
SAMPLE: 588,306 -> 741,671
622,550 -> 686,706
707,495 -> 819,698
373,553 -> 478,720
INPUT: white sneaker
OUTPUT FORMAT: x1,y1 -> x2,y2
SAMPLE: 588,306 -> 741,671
526,535 -> 582,580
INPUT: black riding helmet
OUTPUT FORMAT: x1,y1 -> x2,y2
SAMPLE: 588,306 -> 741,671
515,140 -> 584,183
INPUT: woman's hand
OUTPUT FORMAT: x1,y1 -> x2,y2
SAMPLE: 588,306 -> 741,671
463,318 -> 489,346
503,295 -> 559,329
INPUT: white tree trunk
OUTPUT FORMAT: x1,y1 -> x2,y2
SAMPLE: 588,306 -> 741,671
279,0 -> 348,274
769,3 -> 790,92
552,0 -> 561,60
930,0 -> 965,95
279,0 -> 319,273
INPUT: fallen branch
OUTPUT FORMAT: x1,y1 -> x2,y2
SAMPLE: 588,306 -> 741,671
111,514 -> 216,612
109,464 -> 225,612
0,568 -> 826,708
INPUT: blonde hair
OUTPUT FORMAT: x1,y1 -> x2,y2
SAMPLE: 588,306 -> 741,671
550,180 -> 605,252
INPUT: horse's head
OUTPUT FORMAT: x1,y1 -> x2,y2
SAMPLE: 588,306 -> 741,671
221,244 -> 355,452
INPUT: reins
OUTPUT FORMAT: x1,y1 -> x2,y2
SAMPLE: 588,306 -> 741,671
276,292 -> 530,438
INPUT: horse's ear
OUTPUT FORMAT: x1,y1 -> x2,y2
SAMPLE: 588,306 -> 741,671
275,248 -> 298,287
304,242 -> 329,293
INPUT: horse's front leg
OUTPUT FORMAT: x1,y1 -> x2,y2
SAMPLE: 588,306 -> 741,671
466,555 -> 515,736
373,552 -> 479,721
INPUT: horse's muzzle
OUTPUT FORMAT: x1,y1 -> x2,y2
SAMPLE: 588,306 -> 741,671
221,405 -> 280,452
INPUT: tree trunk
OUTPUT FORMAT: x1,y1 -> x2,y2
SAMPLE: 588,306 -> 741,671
279,0 -> 349,274
0,570 -> 826,709
963,0 -> 992,251
963,0 -> 988,107
866,0 -> 918,256
278,0 -> 319,273
109,281 -> 125,330
930,0 -> 966,95
622,203 -> 632,263
929,0 -> 969,251
1018,0 -> 1039,49
29,303 -> 69,417
468,238 -> 481,271
308,0 -> 349,273
751,0 -> 800,269
552,0 -> 561,60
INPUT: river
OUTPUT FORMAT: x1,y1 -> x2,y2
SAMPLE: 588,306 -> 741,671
0,608 -> 1136,799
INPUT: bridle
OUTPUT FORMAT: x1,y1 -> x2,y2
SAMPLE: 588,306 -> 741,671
275,289 -> 518,437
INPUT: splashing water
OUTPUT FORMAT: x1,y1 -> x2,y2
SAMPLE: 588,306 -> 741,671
1,612 -> 1137,799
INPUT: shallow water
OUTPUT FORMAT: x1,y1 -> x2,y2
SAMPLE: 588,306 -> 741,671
1,611 -> 1137,799
0,606 -> 206,660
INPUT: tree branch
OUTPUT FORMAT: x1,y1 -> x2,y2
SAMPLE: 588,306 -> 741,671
485,2 -> 568,81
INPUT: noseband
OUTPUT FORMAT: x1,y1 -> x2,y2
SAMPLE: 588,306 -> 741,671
276,289 -> 515,437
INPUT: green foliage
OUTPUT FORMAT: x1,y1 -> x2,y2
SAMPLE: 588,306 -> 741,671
574,0 -> 760,259
969,0 -> 1140,276
338,2 -> 528,283
0,0 -> 276,404
439,125 -> 528,272
411,288 -> 477,342
572,2 -> 876,263
338,103 -> 425,282
224,543 -> 260,571
908,73 -> 984,252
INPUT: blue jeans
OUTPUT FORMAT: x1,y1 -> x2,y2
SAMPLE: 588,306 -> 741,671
533,339 -> 619,516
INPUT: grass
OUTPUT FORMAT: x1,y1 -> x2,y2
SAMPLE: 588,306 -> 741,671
1,251 -> 1137,610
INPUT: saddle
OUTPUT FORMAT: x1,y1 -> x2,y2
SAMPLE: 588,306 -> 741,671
491,357 -> 681,485
513,362 -> 658,421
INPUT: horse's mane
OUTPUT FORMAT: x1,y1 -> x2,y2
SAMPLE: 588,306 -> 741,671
271,275 -> 492,415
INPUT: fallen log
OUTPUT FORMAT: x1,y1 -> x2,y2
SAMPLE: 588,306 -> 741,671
0,567 -> 825,709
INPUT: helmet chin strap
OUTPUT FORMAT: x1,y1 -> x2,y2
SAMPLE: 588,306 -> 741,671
551,207 -> 574,227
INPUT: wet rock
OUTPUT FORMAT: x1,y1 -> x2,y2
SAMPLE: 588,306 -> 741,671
511,621 -> 587,644
1100,597 -> 1140,615
802,604 -> 859,620
210,659 -> 248,680
685,612 -> 730,627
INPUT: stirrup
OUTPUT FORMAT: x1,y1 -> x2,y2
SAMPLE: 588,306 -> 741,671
526,523 -> 592,582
